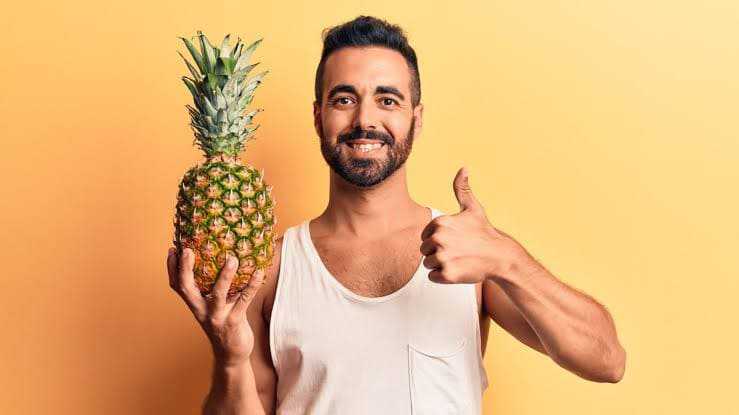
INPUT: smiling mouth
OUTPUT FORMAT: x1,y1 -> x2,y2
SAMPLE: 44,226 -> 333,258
343,140 -> 387,153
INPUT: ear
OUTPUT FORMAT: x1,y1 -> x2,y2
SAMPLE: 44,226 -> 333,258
413,103 -> 424,138
313,100 -> 322,138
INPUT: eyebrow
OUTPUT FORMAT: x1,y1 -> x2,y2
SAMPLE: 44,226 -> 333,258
327,84 -> 406,102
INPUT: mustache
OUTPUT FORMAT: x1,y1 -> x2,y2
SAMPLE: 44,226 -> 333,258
338,127 -> 394,146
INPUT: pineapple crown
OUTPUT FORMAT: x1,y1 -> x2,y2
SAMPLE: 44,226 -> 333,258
179,31 -> 268,158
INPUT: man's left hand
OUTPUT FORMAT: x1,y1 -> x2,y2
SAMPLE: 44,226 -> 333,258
420,167 -> 525,284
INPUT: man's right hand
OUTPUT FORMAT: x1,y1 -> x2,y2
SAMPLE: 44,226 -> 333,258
167,247 -> 266,368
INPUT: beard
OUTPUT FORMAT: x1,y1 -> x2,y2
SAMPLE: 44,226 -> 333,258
319,116 -> 416,188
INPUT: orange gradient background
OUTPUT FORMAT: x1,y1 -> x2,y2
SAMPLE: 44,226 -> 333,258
2,1 -> 738,414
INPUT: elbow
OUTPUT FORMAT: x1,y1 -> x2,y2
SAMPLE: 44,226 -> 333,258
603,345 -> 626,383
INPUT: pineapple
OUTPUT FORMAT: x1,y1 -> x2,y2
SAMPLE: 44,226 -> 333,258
173,31 -> 275,296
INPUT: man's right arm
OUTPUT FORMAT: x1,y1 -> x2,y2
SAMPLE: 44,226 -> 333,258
203,360 -> 266,415
202,237 -> 281,414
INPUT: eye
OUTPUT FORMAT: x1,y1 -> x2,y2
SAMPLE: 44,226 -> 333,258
331,96 -> 354,106
381,97 -> 399,106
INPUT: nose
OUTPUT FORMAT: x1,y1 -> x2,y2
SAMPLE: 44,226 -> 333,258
352,97 -> 379,132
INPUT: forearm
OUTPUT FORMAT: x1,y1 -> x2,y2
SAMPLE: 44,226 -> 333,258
492,252 -> 626,382
203,360 -> 266,415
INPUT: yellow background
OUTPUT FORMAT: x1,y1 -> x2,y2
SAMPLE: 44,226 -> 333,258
2,0 -> 737,414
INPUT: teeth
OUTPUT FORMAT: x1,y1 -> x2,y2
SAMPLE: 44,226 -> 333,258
349,143 -> 383,152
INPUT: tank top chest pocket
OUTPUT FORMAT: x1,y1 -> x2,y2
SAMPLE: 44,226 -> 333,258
407,337 -> 476,414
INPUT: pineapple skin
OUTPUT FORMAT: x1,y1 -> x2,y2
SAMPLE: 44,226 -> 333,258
174,154 -> 275,296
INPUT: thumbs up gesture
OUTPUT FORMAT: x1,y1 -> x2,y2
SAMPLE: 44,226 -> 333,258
420,167 -> 524,284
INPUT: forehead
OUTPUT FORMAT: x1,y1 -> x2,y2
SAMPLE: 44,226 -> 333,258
322,46 -> 411,94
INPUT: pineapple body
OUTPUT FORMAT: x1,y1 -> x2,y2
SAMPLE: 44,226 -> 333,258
175,154 -> 275,296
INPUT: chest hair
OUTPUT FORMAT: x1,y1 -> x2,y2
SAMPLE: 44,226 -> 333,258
314,232 -> 423,297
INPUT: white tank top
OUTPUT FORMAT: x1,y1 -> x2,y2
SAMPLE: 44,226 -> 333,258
269,207 -> 489,414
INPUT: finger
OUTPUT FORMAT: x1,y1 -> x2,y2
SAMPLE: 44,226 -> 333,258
453,167 -> 483,213
177,248 -> 206,320
210,254 -> 239,312
419,238 -> 438,256
421,219 -> 440,240
167,247 -> 177,289
428,269 -> 449,284
231,268 -> 266,318
422,253 -> 442,270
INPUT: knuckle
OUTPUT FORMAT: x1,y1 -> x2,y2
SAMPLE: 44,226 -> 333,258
435,251 -> 448,264
429,234 -> 443,247
206,316 -> 223,329
435,215 -> 450,226
443,266 -> 458,281
422,257 -> 433,268
193,312 -> 207,325
251,273 -> 264,285
242,287 -> 256,300
221,265 -> 236,278
225,314 -> 241,326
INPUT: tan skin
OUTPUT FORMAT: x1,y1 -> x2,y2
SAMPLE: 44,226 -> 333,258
168,46 -> 626,414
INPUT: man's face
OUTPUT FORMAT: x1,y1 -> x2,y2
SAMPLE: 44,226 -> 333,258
314,46 -> 423,187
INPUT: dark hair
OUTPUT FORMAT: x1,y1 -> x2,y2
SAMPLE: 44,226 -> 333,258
314,15 -> 421,107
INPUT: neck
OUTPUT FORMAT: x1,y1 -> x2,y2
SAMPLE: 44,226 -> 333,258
316,165 -> 427,237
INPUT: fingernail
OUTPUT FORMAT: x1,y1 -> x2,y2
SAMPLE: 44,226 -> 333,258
227,255 -> 237,267
168,247 -> 175,256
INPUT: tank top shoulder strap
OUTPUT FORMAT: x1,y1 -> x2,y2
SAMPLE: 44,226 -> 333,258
269,221 -> 307,371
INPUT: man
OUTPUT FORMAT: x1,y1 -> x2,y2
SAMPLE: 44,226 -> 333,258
167,15 -> 626,415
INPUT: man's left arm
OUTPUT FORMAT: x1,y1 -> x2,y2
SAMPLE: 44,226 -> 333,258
421,168 -> 626,383
483,249 -> 626,383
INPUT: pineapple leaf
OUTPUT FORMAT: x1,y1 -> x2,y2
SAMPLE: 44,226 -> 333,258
217,74 -> 229,90
233,62 -> 260,80
202,95 -> 218,118
237,90 -> 254,107
219,34 -> 232,58
215,58 -> 225,76
178,51 -> 202,80
205,73 -> 219,92
196,32 -> 210,72
179,37 -> 206,74
215,57 -> 229,76
198,31 -> 217,74
182,77 -> 198,98
185,105 -> 200,119
232,41 -> 244,62
243,70 -> 268,95
222,56 -> 236,74
244,109 -> 261,123
204,115 -> 217,132
215,89 -> 227,109
223,76 -> 239,99
234,37 -> 262,71
243,37 -> 263,59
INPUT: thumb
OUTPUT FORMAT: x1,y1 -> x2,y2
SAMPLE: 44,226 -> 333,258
453,167 -> 482,212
